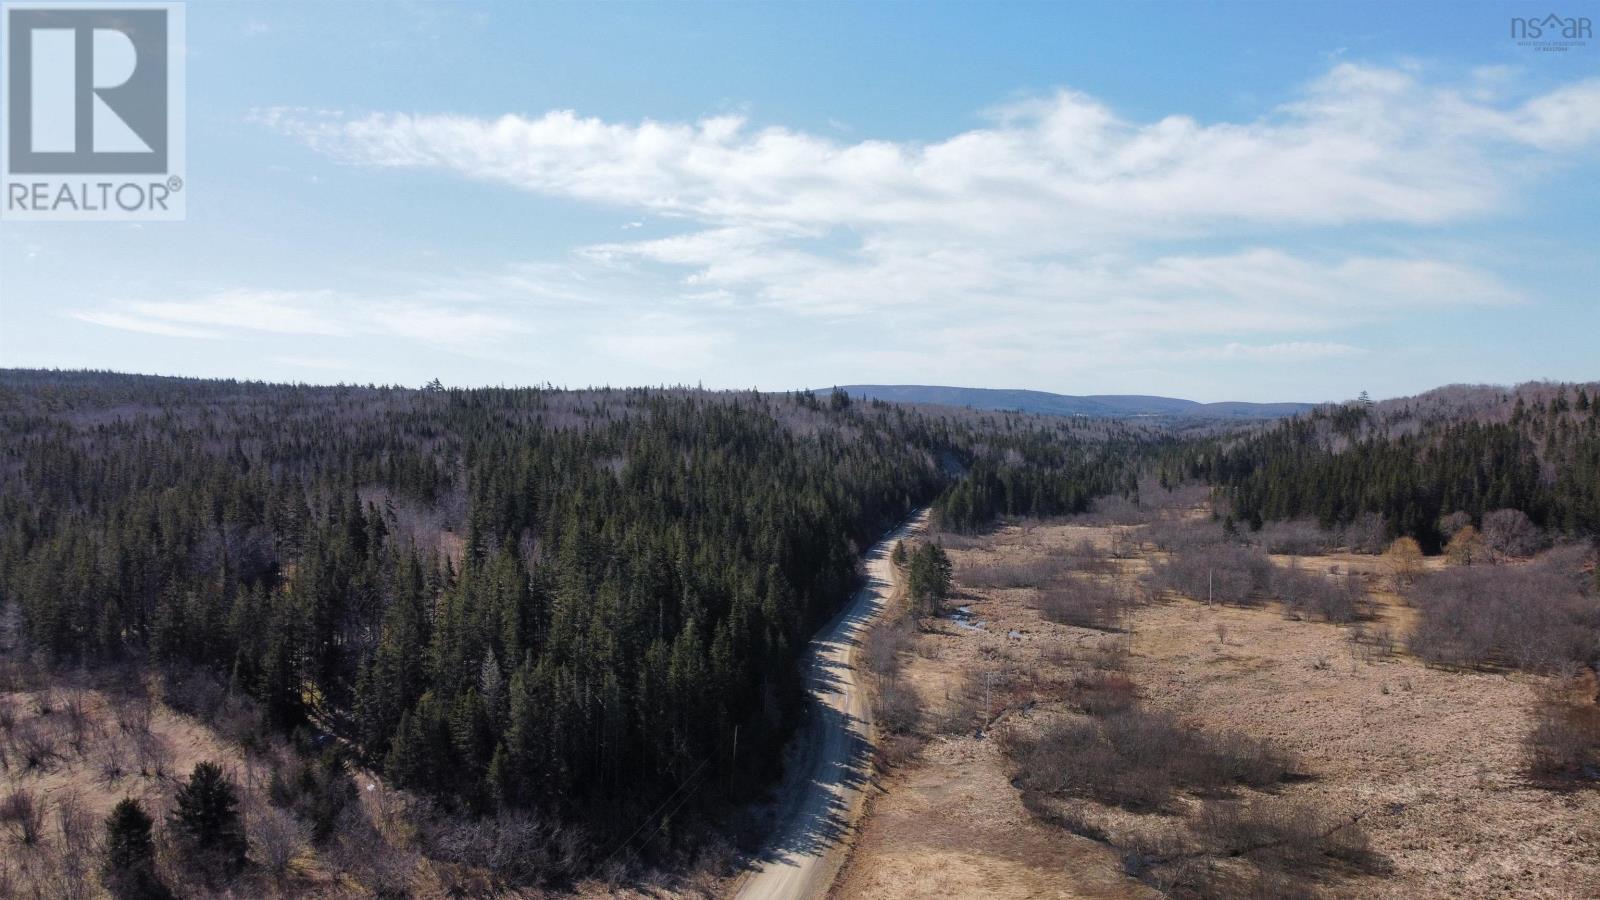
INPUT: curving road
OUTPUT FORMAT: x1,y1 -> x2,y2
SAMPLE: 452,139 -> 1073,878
735,509 -> 928,900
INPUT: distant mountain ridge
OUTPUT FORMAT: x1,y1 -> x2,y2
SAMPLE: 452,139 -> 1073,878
833,385 -> 1314,419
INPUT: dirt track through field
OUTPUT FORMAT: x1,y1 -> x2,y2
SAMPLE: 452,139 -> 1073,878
734,510 -> 928,900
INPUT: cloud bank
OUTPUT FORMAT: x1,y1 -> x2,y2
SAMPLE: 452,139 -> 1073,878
80,64 -> 1600,389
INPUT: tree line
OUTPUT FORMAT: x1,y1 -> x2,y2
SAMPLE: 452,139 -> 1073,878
0,372 -> 1140,860
1183,384 -> 1600,551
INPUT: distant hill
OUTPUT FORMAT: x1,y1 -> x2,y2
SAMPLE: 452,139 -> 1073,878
833,385 -> 1314,419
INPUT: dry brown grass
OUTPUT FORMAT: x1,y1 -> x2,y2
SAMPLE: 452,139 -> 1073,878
0,666 -> 573,898
835,515 -> 1600,900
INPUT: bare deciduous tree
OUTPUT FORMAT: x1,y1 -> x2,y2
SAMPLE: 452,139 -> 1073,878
249,803 -> 307,879
1481,508 -> 1547,559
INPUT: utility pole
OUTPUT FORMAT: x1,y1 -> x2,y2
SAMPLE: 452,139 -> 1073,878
730,725 -> 739,791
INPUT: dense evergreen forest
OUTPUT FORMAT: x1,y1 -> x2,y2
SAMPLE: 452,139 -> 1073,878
1187,383 -> 1600,551
0,369 -> 1152,856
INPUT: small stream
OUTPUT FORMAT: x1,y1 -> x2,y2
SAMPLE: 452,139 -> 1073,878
949,604 -> 986,631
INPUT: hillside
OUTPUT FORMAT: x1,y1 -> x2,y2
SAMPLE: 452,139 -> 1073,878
835,385 -> 1314,419
0,369 -> 1169,895
1190,381 -> 1600,549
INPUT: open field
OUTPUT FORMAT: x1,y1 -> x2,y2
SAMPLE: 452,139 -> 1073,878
834,515 -> 1600,899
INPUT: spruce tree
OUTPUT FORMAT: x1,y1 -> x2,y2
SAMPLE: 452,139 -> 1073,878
170,761 -> 248,878
104,797 -> 156,877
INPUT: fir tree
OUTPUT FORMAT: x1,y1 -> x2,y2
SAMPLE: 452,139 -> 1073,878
170,762 -> 248,878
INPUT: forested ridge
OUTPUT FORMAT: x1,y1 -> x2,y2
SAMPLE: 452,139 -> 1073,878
1185,382 -> 1600,551
0,369 -> 1146,857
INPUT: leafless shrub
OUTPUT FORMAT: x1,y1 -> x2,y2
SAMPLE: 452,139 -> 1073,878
61,688 -> 94,755
929,530 -> 995,551
934,671 -> 987,735
1274,563 -> 1365,623
0,698 -> 15,734
1481,508 -> 1548,559
1109,529 -> 1143,560
1041,640 -> 1074,668
863,615 -> 914,679
1530,542 -> 1598,582
1407,567 -> 1599,671
1253,519 -> 1338,555
1371,625 -> 1398,658
1018,792 -> 1109,842
1204,731 -> 1294,789
1143,516 -> 1231,552
134,732 -> 172,778
0,789 -> 45,845
1008,710 -> 1292,813
49,791 -> 100,899
1193,800 -> 1372,869
14,721 -> 59,771
1068,670 -> 1138,716
1102,711 -> 1289,793
1435,510 -> 1470,538
1008,717 -> 1170,811
1525,701 -> 1600,781
1118,826 -> 1196,882
1340,512 -> 1389,554
55,791 -> 94,855
1348,623 -> 1398,663
427,810 -> 575,886
1067,538 -> 1121,573
688,831 -> 734,882
1070,494 -> 1156,527
1037,576 -> 1132,631
326,803 -> 419,896
98,742 -> 129,786
213,693 -> 263,748
872,676 -> 923,735
960,555 -> 1072,589
1083,635 -> 1131,671
115,695 -> 153,736
873,732 -> 926,771
1145,544 -> 1273,606
250,803 -> 307,878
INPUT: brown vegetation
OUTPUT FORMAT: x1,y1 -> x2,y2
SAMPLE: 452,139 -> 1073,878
839,510 -> 1600,900
1406,566 -> 1599,671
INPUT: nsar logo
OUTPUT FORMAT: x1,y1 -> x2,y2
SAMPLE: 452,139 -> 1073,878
1511,12 -> 1592,51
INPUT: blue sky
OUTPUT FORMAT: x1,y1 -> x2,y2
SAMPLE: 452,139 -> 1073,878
1,0 -> 1597,402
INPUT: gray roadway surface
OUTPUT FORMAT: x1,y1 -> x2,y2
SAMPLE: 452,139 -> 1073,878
735,510 -> 928,900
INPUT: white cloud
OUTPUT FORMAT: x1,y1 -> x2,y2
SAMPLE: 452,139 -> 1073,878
74,287 -> 530,348
128,290 -> 349,336
271,355 -> 355,371
1178,341 -> 1368,362
261,65 -> 1600,245
595,327 -> 726,370
230,65 -> 1600,386
71,311 -> 222,339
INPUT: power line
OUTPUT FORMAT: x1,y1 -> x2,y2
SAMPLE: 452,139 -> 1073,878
586,752 -> 715,880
